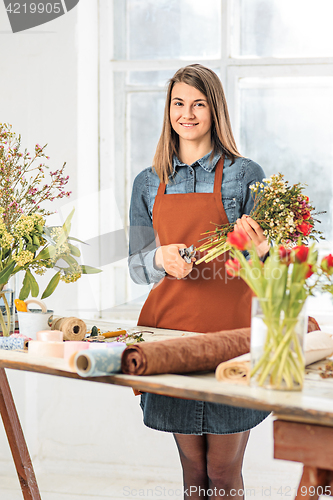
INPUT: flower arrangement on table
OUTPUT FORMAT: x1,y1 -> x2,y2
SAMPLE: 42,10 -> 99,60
196,173 -> 323,265
225,228 -> 318,390
0,123 -> 101,335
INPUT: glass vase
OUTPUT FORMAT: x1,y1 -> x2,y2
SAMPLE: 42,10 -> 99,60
250,297 -> 307,391
0,288 -> 15,337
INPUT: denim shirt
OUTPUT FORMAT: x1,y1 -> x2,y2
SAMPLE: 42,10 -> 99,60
128,151 -> 265,285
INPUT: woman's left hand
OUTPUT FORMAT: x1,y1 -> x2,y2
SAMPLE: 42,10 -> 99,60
235,215 -> 270,259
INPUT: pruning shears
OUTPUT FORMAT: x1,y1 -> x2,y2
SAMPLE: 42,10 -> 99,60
179,245 -> 197,264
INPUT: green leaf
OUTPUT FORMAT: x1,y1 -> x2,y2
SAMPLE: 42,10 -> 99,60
19,271 -> 31,300
0,261 -> 16,286
41,271 -> 61,299
26,269 -> 39,298
81,265 -> 102,274
61,255 -> 78,267
68,243 -> 81,257
62,208 -> 75,237
68,236 -> 86,244
36,245 -> 56,260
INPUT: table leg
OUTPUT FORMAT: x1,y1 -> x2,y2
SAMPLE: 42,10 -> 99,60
0,367 -> 41,500
295,466 -> 329,500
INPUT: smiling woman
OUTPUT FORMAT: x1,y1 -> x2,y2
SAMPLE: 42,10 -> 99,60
128,64 -> 270,500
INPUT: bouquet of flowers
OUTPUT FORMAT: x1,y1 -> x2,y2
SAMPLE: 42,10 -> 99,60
196,173 -> 323,264
225,228 -> 317,390
0,123 -> 100,334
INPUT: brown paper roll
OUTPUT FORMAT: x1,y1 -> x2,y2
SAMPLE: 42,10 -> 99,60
121,328 -> 251,375
51,317 -> 87,341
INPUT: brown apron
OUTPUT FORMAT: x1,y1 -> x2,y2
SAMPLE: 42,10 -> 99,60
138,156 -> 252,333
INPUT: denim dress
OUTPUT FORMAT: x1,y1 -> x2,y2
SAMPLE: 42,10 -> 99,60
129,152 -> 270,435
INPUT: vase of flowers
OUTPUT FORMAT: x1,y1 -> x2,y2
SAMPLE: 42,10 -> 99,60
225,228 -> 317,390
0,123 -> 101,335
250,296 -> 307,390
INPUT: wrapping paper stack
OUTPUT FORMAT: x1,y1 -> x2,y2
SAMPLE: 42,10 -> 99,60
51,317 -> 87,341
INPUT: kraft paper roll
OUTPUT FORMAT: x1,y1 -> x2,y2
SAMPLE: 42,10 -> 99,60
0,336 -> 29,351
51,317 -> 87,341
28,340 -> 64,358
75,345 -> 127,377
36,330 -> 63,342
121,328 -> 252,376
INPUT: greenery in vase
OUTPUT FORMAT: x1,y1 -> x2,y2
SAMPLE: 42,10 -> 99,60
0,123 -> 101,329
225,228 -> 318,390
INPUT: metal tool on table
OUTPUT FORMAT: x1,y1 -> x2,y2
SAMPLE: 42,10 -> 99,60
179,245 -> 197,264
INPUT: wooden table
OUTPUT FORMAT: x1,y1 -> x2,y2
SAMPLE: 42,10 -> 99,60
0,325 -> 333,500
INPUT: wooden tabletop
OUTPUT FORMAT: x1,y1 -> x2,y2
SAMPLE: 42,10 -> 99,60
1,324 -> 333,427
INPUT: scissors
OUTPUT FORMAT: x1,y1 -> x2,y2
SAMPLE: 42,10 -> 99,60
178,245 -> 197,264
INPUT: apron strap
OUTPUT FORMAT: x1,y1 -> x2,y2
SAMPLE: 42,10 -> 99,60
157,154 -> 225,196
213,155 -> 225,194
157,181 -> 166,195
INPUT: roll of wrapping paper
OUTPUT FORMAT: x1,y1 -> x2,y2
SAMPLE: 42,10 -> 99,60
121,328 -> 251,375
0,337 -> 29,351
28,340 -> 64,358
75,345 -> 127,377
51,317 -> 87,341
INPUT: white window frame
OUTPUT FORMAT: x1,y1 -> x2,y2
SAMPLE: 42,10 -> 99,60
97,0 -> 333,316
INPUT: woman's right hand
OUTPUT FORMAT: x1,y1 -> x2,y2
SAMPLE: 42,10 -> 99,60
154,244 -> 195,279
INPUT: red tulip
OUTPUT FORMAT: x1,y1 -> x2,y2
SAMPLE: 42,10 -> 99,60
279,246 -> 292,265
293,245 -> 309,263
305,264 -> 314,279
225,258 -> 241,277
302,210 -> 311,220
321,254 -> 333,273
296,221 -> 312,236
226,228 -> 250,250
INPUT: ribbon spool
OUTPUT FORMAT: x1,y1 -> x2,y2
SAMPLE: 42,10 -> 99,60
51,317 -> 87,341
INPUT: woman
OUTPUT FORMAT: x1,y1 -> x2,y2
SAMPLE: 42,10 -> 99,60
129,64 -> 269,499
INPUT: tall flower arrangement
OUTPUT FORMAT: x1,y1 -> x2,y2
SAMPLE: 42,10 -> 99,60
225,228 -> 317,390
0,123 -> 100,334
196,173 -> 323,265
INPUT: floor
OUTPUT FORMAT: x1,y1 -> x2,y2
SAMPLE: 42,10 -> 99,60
0,416 -> 305,500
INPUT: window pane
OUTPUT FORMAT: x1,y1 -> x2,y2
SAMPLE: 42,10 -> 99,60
234,0 -> 333,57
240,77 -> 333,242
129,91 -> 165,183
128,70 -> 175,87
128,67 -> 221,86
128,0 -> 221,60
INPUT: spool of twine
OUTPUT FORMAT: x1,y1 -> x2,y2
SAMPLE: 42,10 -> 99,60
51,317 -> 87,341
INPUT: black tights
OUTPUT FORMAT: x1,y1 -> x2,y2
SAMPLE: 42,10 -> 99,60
174,431 -> 250,500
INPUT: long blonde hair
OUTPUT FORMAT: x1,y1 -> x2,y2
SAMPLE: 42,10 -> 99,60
153,64 -> 241,183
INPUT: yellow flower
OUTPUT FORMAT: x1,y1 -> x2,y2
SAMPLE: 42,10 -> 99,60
13,250 -> 34,267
